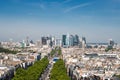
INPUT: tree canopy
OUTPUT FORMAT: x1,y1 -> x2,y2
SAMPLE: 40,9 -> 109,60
50,59 -> 70,80
50,47 -> 62,57
12,57 -> 49,80
0,47 -> 18,54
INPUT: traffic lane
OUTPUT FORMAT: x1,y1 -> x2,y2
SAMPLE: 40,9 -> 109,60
40,64 -> 52,80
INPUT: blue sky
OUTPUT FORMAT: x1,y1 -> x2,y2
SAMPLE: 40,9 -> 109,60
0,0 -> 120,43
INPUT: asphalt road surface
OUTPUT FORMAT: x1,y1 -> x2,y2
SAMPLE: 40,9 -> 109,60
39,58 -> 53,80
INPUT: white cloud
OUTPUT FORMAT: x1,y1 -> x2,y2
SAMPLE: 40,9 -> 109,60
26,3 -> 46,10
49,0 -> 72,7
64,3 -> 92,13
62,0 -> 73,4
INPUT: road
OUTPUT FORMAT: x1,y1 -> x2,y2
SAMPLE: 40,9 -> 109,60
39,48 -> 60,80
39,57 -> 53,80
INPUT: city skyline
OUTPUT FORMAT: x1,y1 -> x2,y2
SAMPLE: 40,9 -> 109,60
0,0 -> 120,43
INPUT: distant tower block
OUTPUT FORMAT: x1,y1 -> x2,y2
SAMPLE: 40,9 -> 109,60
26,36 -> 29,46
108,39 -> 114,48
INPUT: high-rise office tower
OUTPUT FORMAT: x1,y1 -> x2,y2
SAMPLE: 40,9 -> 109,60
55,39 -> 62,47
30,40 -> 34,44
82,37 -> 86,44
108,39 -> 114,47
26,36 -> 29,46
48,36 -> 53,47
73,35 -> 79,46
21,40 -> 26,48
81,37 -> 86,48
41,36 -> 53,47
51,36 -> 55,47
62,35 -> 67,47
69,35 -> 74,46
66,33 -> 70,47
41,37 -> 47,45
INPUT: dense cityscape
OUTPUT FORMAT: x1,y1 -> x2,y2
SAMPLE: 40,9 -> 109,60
0,34 -> 120,80
0,0 -> 120,80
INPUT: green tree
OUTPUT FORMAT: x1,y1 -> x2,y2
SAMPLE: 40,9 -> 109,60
12,57 -> 49,80
50,59 -> 70,80
0,47 -> 18,54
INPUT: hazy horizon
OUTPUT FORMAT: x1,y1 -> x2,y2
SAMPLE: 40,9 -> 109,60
0,0 -> 120,43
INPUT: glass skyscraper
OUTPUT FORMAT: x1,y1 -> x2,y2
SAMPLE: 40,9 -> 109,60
62,35 -> 67,47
